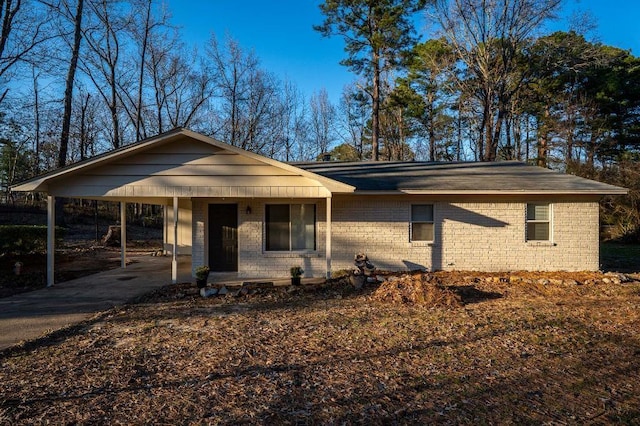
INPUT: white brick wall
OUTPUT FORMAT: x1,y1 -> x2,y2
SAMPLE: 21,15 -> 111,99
191,198 -> 328,278
331,196 -> 599,272
191,196 -> 600,277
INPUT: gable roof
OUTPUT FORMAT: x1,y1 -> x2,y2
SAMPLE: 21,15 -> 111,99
12,128 -> 626,197
12,128 -> 355,196
294,161 -> 627,195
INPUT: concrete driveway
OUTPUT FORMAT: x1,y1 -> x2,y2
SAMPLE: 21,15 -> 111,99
0,255 -> 192,351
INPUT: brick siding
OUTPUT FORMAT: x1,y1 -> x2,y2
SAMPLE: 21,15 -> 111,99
191,196 -> 600,278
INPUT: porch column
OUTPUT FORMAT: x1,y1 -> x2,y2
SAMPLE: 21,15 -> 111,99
47,195 -> 55,287
120,201 -> 127,268
326,196 -> 332,279
172,196 -> 178,283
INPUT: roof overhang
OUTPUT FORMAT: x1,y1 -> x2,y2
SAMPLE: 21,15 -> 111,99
11,128 -> 355,196
397,189 -> 629,196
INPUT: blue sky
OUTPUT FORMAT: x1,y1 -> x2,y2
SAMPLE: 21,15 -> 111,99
167,0 -> 640,104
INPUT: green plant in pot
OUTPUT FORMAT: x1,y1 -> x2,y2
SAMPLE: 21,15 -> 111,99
195,265 -> 210,288
290,266 -> 303,286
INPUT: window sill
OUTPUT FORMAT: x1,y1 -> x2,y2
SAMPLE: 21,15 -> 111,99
526,241 -> 556,247
410,241 -> 436,247
263,251 -> 320,258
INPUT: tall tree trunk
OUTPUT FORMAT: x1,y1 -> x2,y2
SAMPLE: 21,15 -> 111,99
80,93 -> 88,160
135,0 -> 152,142
565,105 -> 574,168
482,103 -> 493,161
537,107 -> 550,167
32,67 -> 41,173
427,102 -> 435,161
488,106 -> 506,161
58,0 -> 84,168
110,65 -> 120,148
371,53 -> 380,161
456,98 -> 462,162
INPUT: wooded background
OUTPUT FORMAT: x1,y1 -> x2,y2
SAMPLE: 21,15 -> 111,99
0,0 -> 638,240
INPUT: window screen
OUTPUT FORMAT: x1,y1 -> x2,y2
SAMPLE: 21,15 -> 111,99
411,204 -> 434,242
526,203 -> 550,241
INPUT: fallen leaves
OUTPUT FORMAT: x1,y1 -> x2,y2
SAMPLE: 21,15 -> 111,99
1,271 -> 640,424
371,273 -> 463,308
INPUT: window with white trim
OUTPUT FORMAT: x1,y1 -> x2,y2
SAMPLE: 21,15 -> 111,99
526,203 -> 551,241
265,204 -> 316,251
411,204 -> 434,242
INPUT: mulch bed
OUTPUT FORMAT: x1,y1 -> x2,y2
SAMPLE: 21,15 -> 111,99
1,271 -> 639,424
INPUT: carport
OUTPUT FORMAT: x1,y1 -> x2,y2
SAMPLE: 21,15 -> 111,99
12,128 -> 350,286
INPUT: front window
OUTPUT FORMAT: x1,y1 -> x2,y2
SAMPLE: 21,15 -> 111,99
266,204 -> 316,251
526,203 -> 550,241
411,204 -> 434,242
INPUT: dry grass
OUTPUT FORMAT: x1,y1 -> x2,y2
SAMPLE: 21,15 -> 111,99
1,272 -> 640,424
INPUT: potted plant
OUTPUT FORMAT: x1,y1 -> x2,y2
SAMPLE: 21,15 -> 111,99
290,266 -> 304,286
195,265 -> 210,288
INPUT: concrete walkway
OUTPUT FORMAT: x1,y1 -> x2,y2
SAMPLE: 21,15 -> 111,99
0,255 -> 192,351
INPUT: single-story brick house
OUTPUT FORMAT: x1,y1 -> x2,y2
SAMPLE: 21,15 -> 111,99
12,128 -> 627,286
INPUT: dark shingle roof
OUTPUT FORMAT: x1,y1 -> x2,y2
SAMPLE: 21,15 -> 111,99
294,161 -> 626,194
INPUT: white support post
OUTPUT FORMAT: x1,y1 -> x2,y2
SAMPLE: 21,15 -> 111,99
47,195 -> 55,287
172,196 -> 178,283
326,196 -> 332,279
120,201 -> 127,268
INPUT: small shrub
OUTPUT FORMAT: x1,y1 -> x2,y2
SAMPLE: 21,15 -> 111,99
195,265 -> 210,280
290,266 -> 304,277
0,225 -> 66,255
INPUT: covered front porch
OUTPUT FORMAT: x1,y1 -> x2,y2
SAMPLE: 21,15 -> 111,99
12,129 -> 354,287
42,195 -> 336,287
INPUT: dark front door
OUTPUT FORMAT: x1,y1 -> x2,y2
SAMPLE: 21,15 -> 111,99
208,204 -> 238,272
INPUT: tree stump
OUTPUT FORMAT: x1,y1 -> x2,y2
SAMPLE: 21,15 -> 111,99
102,225 -> 121,246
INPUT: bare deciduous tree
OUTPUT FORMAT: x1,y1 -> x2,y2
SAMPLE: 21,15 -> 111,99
206,35 -> 282,156
432,0 -> 561,161
58,0 -> 84,168
81,0 -> 127,149
308,88 -> 335,160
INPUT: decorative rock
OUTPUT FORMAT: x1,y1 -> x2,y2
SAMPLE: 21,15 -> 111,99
217,286 -> 228,295
200,287 -> 218,298
350,275 -> 366,289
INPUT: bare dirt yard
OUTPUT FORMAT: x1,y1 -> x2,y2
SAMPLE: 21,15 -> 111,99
1,270 -> 639,424
0,222 -> 162,298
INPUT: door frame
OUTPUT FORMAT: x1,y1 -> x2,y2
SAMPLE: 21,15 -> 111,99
207,203 -> 239,272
